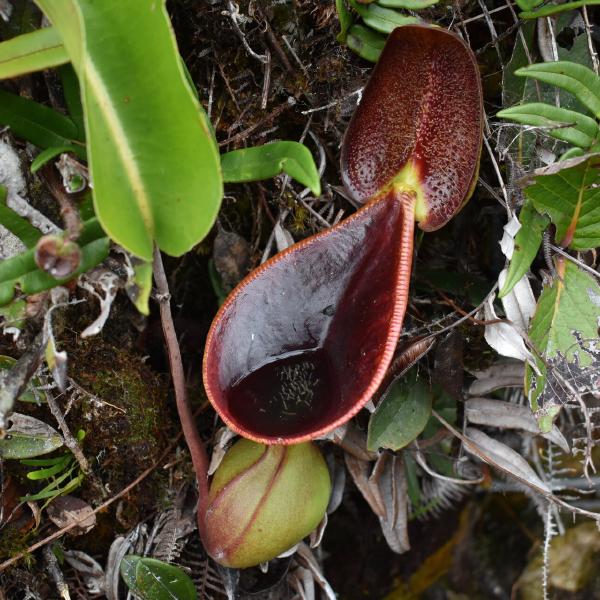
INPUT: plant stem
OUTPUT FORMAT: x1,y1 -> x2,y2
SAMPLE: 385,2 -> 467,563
152,246 -> 210,507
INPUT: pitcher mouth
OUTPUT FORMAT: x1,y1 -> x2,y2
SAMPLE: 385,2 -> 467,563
202,190 -> 416,445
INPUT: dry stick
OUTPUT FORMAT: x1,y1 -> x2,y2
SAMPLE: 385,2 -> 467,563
152,246 -> 210,508
218,99 -> 295,147
44,389 -> 90,474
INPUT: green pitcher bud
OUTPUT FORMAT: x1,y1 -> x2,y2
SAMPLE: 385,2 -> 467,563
201,438 -> 331,568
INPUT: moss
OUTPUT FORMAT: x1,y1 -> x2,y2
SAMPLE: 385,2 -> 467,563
64,337 -> 173,513
0,526 -> 33,564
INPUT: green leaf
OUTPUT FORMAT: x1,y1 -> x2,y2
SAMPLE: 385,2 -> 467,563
26,455 -> 71,480
526,260 -> 600,429
336,0 -> 353,42
367,368 -> 432,451
377,0 -> 439,8
349,0 -> 419,33
127,259 -> 152,316
499,200 -> 549,299
515,0 -> 540,10
0,413 -> 63,459
515,62 -> 600,119
0,184 -> 42,247
21,464 -> 80,501
0,27 -> 68,80
521,0 -> 600,19
0,88 -> 85,159
560,147 -> 586,161
0,301 -> 28,332
21,455 -> 73,466
120,556 -> 197,600
0,218 -> 109,306
58,64 -> 85,137
497,103 -> 599,149
30,145 -> 76,173
35,0 -> 223,261
221,141 -> 321,196
524,156 -> 600,250
346,24 -> 386,63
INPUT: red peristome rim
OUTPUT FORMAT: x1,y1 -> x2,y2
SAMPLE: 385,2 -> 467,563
202,190 -> 416,445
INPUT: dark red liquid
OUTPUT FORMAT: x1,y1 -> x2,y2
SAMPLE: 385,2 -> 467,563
226,349 -> 337,439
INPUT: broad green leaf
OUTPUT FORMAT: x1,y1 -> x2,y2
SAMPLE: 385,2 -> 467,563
524,156 -> 600,249
521,0 -> 600,19
499,200 -> 549,299
30,145 -> 76,173
0,184 -> 42,247
497,103 -> 599,149
349,0 -> 419,34
526,260 -> 600,430
0,218 -> 109,306
35,0 -> 223,261
515,62 -> 600,119
336,0 -> 353,42
0,89 -> 85,159
221,141 -> 321,196
0,27 -> 68,79
120,555 -> 197,600
377,0 -> 439,8
346,24 -> 386,63
0,413 -> 63,459
367,368 -> 432,451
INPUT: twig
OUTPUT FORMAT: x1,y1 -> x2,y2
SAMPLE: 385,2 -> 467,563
226,1 -> 269,64
44,545 -> 70,600
261,49 -> 271,110
44,389 -> 90,474
218,98 -> 295,147
550,244 -> 600,280
582,5 -> 599,75
301,88 -> 363,115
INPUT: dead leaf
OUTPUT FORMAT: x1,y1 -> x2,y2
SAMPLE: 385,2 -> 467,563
464,427 -> 550,493
468,360 -> 524,395
465,398 -> 570,453
344,452 -> 385,517
46,495 -> 96,535
483,295 -> 535,364
374,453 -> 410,554
213,227 -> 251,293
208,427 -> 238,475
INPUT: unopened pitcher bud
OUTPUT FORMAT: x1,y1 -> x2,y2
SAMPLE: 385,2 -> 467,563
201,439 -> 331,568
